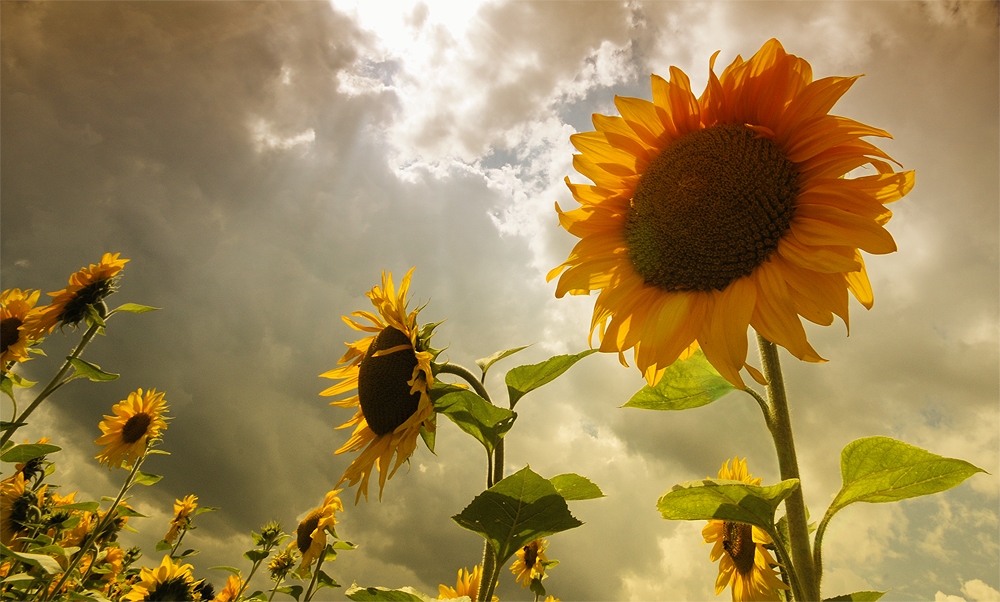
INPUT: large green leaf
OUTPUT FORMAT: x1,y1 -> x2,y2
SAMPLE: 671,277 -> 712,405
656,478 -> 799,532
0,543 -> 62,574
476,345 -> 532,380
825,592 -> 886,601
67,357 -> 119,382
622,349 -> 735,410
133,471 -> 163,486
434,390 -> 515,454
452,466 -> 583,565
109,303 -> 160,315
344,585 -> 435,601
1,443 -> 61,463
549,473 -> 604,501
505,349 -> 597,408
833,436 -> 985,509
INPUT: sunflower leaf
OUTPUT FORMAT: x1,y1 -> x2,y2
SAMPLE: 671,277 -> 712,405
244,549 -> 269,562
1,376 -> 14,402
1,443 -> 61,463
133,471 -> 163,486
66,357 -> 119,382
155,540 -> 172,552
344,584 -> 435,601
58,501 -> 101,513
316,569 -> 340,590
622,349 -> 735,410
824,592 -> 887,601
452,465 -> 583,566
476,344 -> 532,380
275,585 -> 304,601
420,417 -> 436,454
505,349 -> 597,409
0,542 -> 62,574
109,303 -> 161,315
549,473 -> 604,501
433,390 -> 515,455
209,566 -> 243,575
656,478 -> 799,533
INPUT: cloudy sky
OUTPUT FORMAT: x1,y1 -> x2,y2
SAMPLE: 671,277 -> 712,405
2,1 -> 998,600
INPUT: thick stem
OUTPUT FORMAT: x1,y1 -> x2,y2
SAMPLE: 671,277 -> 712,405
757,335 -> 818,601
478,545 -> 497,602
436,363 -> 492,404
303,552 -> 325,602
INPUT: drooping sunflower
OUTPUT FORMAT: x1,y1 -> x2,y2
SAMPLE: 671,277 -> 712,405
94,388 -> 169,469
123,555 -> 197,602
21,252 -> 129,338
320,268 -> 440,503
295,489 -> 343,574
163,494 -> 198,544
703,457 -> 788,601
438,565 -> 496,600
548,39 -> 914,388
1,288 -> 41,371
510,538 -> 549,588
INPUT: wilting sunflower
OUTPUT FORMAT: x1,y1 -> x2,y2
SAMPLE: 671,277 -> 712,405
702,457 -> 788,601
1,288 -> 41,371
510,538 -> 549,588
295,489 -> 343,574
123,555 -> 198,602
438,565 -> 497,601
548,39 -> 914,387
95,388 -> 169,469
320,268 -> 440,503
163,494 -> 198,544
21,252 -> 129,338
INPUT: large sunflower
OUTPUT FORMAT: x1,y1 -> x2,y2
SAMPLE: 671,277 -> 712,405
94,388 -> 169,469
1,288 -> 41,371
0,473 -> 32,548
702,457 -> 788,601
295,489 -> 343,574
123,555 -> 197,602
320,268 -> 439,503
548,39 -> 914,387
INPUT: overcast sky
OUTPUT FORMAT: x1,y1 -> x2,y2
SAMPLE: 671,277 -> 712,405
1,1 -> 998,600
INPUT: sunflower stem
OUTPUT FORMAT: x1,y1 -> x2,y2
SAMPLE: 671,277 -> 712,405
481,556 -> 503,602
743,387 -> 774,431
436,363 -> 492,403
757,335 -> 819,601
303,552 -> 325,602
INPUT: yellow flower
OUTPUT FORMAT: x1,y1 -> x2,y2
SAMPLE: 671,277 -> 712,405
295,490 -> 343,574
212,574 -> 243,602
163,494 -> 198,544
94,388 -> 169,469
0,473 -> 31,548
702,457 -> 789,601
268,545 -> 298,581
548,39 -> 914,388
21,252 -> 129,337
1,288 -> 41,370
123,555 -> 197,601
510,538 -> 549,588
438,565 -> 498,600
320,268 -> 439,503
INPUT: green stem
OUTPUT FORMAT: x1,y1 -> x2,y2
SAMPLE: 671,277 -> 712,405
169,527 -> 188,558
303,551 -> 326,602
267,574 -> 285,602
478,545 -> 497,602
236,548 -> 271,601
757,335 -> 818,601
436,363 -> 492,403
743,387 -> 773,431
482,559 -> 503,602
812,510 -> 836,588
767,527 -> 804,602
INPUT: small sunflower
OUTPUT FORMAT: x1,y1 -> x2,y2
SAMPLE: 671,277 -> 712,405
320,268 -> 440,503
510,538 -> 549,589
438,565 -> 497,600
268,545 -> 298,581
123,555 -> 197,602
295,490 -> 343,574
703,457 -> 788,601
548,39 -> 914,388
94,388 -> 169,469
21,252 -> 129,338
212,574 -> 243,602
163,494 -> 198,544
1,288 -> 41,371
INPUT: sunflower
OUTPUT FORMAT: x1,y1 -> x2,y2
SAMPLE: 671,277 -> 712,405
123,555 -> 197,602
438,565 -> 497,601
211,574 -> 243,602
702,457 -> 788,601
163,494 -> 198,544
320,268 -> 440,503
268,545 -> 298,581
0,472 -> 33,548
295,489 -> 343,574
1,288 -> 41,371
94,388 -> 169,469
548,39 -> 914,388
510,538 -> 549,588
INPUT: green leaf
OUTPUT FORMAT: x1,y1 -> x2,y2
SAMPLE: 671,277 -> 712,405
110,303 -> 160,315
209,566 -> 243,575
133,472 -> 163,486
67,357 -> 119,382
275,585 -> 304,601
155,540 -> 172,552
824,592 -> 886,601
145,449 -> 172,456
6,371 -> 36,389
529,577 -> 547,598
833,436 -> 986,510
452,466 -> 583,566
195,506 -> 220,515
0,573 -> 34,585
58,501 -> 101,513
427,381 -> 468,401
476,344 -> 532,379
84,304 -> 107,328
0,542 -> 62,574
175,549 -> 199,560
420,417 -> 436,454
1,376 -> 14,402
116,505 -> 148,518
656,478 -> 800,533
316,569 -> 340,590
505,349 -> 597,408
1,443 -> 61,463
244,549 -> 269,562
549,473 -> 604,501
344,585 -> 435,601
1,421 -> 27,433
434,390 -> 516,454
621,349 -> 736,411
333,540 -> 358,550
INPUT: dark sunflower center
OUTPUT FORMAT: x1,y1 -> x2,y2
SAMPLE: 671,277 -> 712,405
296,510 -> 322,554
1,317 -> 23,354
357,326 -> 421,436
625,123 -> 799,292
722,520 -> 756,575
145,575 -> 194,601
60,278 -> 116,327
523,544 -> 538,569
121,413 -> 152,444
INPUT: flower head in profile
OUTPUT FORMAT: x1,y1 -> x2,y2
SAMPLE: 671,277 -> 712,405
320,268 -> 440,503
1,288 -> 41,371
268,545 -> 298,582
123,555 -> 197,601
438,565 -> 498,601
295,490 -> 343,574
211,574 -> 243,602
548,39 -> 914,388
95,388 -> 169,469
22,253 -> 129,337
163,494 -> 198,544
703,457 -> 788,600
510,538 -> 549,588
1,473 -> 33,548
